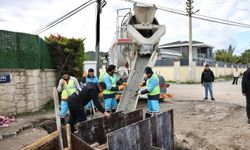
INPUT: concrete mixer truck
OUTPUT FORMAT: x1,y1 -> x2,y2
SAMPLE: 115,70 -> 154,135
108,4 -> 167,113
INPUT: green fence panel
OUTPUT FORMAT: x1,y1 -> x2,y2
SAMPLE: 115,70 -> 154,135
0,30 -> 54,69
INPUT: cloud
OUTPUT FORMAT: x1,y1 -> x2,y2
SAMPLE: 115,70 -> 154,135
0,0 -> 249,55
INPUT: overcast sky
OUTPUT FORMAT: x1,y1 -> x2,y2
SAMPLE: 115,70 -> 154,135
0,0 -> 249,55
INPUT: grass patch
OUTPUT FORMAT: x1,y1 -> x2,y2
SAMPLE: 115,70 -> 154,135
180,80 -> 199,84
216,75 -> 233,81
166,80 -> 177,83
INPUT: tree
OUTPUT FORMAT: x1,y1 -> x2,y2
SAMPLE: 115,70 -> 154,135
239,49 -> 250,64
45,34 -> 85,78
85,51 -> 106,61
215,45 -> 239,63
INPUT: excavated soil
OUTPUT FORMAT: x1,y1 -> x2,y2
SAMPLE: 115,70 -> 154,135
154,100 -> 250,150
1,99 -> 250,150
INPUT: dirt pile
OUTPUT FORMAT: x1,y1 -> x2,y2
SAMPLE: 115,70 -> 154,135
171,100 -> 250,150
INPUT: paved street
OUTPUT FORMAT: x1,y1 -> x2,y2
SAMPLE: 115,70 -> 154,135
168,78 -> 246,107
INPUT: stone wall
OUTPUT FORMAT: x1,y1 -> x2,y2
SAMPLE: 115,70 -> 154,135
0,69 -> 57,115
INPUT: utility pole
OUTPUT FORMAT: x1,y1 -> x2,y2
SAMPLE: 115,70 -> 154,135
95,0 -> 101,77
186,0 -> 193,67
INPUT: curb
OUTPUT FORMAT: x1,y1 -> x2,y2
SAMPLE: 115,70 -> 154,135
0,123 -> 34,141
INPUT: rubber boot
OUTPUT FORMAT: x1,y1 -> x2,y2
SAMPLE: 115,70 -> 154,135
45,126 -> 53,134
91,109 -> 95,115
145,112 -> 152,118
60,117 -> 66,126
111,108 -> 116,113
85,110 -> 91,117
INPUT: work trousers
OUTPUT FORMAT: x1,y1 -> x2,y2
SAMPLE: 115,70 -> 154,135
246,96 -> 250,120
85,100 -> 94,110
204,82 -> 213,98
104,97 -> 117,112
147,99 -> 160,113
232,77 -> 239,85
60,100 -> 68,118
68,103 -> 87,132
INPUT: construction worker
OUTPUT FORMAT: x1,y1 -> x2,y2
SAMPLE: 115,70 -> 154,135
79,68 -> 98,116
138,67 -> 160,118
103,65 -> 125,113
242,68 -> 250,124
57,72 -> 81,125
67,82 -> 110,132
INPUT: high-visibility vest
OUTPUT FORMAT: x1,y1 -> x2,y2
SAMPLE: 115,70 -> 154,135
61,79 -> 77,99
103,74 -> 116,95
146,74 -> 160,96
99,72 -> 107,82
86,76 -> 98,84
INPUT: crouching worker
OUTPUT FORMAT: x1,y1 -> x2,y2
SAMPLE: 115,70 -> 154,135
138,67 -> 160,118
67,82 -> 110,132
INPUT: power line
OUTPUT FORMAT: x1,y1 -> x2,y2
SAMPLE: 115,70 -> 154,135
121,0 -> 250,28
33,0 -> 96,34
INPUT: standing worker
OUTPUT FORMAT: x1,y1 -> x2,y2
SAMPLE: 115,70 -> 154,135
57,72 -> 81,125
242,68 -> 250,124
201,64 -> 215,101
138,67 -> 160,118
232,67 -> 240,85
68,82 -> 110,132
103,65 -> 125,113
79,68 -> 99,116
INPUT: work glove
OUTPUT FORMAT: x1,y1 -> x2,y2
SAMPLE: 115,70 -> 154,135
139,82 -> 144,87
134,90 -> 141,97
98,92 -> 103,98
122,82 -> 127,86
118,85 -> 125,91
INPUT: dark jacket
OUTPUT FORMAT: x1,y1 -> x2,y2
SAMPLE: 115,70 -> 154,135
67,82 -> 105,113
201,69 -> 215,83
242,68 -> 250,95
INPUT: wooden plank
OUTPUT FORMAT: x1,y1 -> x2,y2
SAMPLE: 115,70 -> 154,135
21,131 -> 59,150
107,119 -> 152,150
36,137 -> 60,150
90,142 -> 100,147
66,124 -> 72,150
138,119 -> 152,150
96,143 -> 108,150
124,109 -> 143,126
71,134 -> 95,150
150,116 -> 157,147
104,111 -> 125,133
77,117 -> 106,144
53,87 -> 64,150
107,122 -> 138,150
169,109 -> 174,149
155,110 -> 174,150
62,126 -> 68,147
151,146 -> 164,150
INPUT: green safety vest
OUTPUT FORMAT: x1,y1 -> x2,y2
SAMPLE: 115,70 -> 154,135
61,79 -> 77,100
103,74 -> 116,95
146,74 -> 160,96
99,72 -> 107,82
